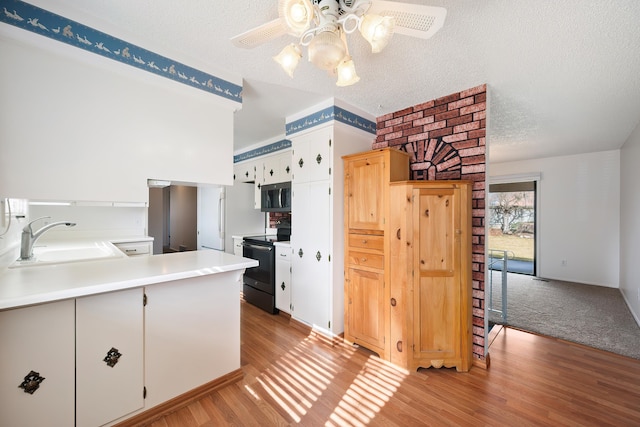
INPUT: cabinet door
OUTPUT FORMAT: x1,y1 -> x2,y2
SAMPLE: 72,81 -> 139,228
233,237 -> 244,256
144,274 -> 241,408
234,160 -> 256,182
292,128 -> 332,184
0,300 -> 75,427
345,152 -> 386,231
275,246 -> 292,313
345,267 -> 386,353
76,288 -> 144,427
411,188 -> 461,364
254,180 -> 262,209
279,151 -> 292,182
262,156 -> 274,185
291,181 -> 331,330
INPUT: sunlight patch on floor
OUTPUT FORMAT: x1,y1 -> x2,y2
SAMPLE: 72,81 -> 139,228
327,356 -> 407,426
251,329 -> 407,425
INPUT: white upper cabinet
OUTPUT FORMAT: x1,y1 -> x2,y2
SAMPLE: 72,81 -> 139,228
263,151 -> 292,185
291,128 -> 332,184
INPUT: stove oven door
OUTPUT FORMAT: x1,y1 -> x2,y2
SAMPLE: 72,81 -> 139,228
242,242 -> 277,313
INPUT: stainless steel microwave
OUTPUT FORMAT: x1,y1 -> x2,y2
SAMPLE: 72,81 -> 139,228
261,182 -> 291,212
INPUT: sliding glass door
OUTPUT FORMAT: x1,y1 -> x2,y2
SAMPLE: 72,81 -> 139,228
488,181 -> 536,276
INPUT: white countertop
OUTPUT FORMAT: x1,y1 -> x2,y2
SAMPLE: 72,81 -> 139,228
0,250 -> 257,311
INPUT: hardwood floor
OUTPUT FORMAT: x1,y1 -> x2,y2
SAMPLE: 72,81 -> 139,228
148,300 -> 640,426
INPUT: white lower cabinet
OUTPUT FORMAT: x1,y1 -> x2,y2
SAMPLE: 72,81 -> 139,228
0,300 -> 75,427
0,271 -> 242,426
76,288 -> 144,427
275,243 -> 291,313
144,274 -> 241,408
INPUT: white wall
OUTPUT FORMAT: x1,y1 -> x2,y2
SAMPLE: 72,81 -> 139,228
490,150 -> 620,288
620,120 -> 640,323
0,27 -> 236,203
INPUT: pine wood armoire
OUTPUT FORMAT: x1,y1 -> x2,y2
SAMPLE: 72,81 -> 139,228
343,148 -> 473,372
343,148 -> 410,360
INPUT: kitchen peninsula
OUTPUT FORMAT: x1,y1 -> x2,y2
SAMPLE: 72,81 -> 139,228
0,250 -> 257,427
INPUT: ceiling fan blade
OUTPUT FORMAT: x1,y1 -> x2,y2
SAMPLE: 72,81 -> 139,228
368,1 -> 447,39
231,19 -> 288,49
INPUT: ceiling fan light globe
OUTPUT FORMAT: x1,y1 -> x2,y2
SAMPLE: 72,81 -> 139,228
278,0 -> 314,36
308,30 -> 347,71
336,57 -> 360,87
273,43 -> 302,77
360,14 -> 395,53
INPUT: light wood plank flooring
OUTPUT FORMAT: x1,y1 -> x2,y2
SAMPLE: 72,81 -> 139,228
149,300 -> 640,426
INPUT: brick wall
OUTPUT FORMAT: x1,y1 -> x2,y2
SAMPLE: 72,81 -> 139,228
268,212 -> 292,229
374,84 -> 487,363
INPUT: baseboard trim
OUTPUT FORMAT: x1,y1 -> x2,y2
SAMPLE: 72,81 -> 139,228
113,369 -> 244,427
473,353 -> 490,370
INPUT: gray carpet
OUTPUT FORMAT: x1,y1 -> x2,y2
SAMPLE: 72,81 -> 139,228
488,271 -> 640,359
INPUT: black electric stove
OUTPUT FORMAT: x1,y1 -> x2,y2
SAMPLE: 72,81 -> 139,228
242,227 -> 290,313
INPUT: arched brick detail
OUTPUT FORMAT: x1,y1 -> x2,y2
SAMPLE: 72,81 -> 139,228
400,137 -> 462,180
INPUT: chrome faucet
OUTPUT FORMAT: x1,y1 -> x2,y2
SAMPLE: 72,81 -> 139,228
19,216 -> 77,260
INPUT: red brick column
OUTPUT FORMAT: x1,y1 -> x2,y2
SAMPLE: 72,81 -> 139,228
374,84 -> 487,363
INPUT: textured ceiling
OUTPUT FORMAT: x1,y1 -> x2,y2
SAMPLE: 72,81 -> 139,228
31,0 -> 640,163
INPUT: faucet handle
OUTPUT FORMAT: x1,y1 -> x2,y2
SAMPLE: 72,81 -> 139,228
23,216 -> 51,233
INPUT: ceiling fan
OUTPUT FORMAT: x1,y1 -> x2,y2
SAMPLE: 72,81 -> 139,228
231,0 -> 447,86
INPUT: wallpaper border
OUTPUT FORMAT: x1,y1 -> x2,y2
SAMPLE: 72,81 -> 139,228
0,0 -> 242,103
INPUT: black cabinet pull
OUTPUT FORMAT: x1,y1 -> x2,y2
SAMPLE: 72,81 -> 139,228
298,158 -> 304,168
19,370 -> 45,395
104,347 -> 122,367
316,154 -> 322,164
316,251 -> 322,261
281,282 -> 286,291
298,248 -> 304,258
390,298 -> 397,307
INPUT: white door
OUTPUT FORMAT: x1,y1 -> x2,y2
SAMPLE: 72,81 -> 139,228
76,288 -> 144,427
0,300 -> 75,427
291,181 -> 331,330
198,186 -> 225,251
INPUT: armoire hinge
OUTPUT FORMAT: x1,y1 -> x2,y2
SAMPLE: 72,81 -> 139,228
328,321 -> 331,329
143,293 -> 147,306
143,386 -> 147,399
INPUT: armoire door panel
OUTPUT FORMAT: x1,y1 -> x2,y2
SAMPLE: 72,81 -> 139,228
414,276 -> 458,359
346,155 -> 385,231
414,188 -> 456,273
346,267 -> 385,351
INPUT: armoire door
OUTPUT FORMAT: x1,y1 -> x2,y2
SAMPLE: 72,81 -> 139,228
411,187 -> 462,366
